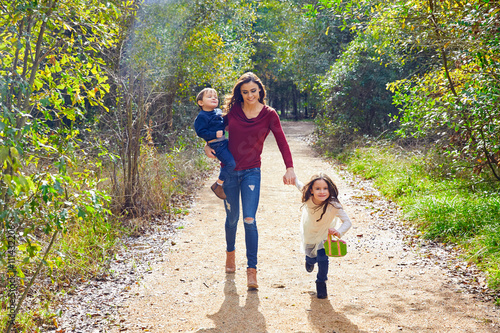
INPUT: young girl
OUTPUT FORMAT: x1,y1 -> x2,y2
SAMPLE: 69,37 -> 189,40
296,173 -> 352,299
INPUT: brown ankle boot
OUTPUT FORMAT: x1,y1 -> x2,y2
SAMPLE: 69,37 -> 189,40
211,182 -> 226,199
225,251 -> 236,273
247,268 -> 258,289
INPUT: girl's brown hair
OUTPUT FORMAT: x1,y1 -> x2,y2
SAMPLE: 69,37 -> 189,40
301,173 -> 341,222
222,72 -> 266,114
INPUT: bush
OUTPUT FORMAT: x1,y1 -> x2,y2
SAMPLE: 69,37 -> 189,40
339,142 -> 500,290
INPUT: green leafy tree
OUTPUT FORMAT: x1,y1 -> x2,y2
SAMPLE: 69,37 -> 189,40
383,0 -> 500,181
100,0 -> 256,216
307,0 -> 500,182
277,0 -> 354,117
128,0 -> 255,131
251,0 -> 353,119
0,0 -> 128,329
314,32 -> 407,152
302,0 -> 408,148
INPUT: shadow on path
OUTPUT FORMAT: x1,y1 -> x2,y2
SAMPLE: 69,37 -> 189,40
197,275 -> 267,333
308,295 -> 366,333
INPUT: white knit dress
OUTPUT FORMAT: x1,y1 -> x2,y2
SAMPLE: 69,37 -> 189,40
296,180 -> 352,258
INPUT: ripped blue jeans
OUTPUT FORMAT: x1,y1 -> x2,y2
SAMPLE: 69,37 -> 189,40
223,168 -> 261,269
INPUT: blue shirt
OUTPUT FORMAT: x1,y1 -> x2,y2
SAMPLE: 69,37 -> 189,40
194,108 -> 225,142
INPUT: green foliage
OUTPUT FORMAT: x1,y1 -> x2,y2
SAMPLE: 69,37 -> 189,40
307,0 -> 500,181
100,0 -> 256,216
303,0 -> 419,146
313,114 -> 358,155
374,0 -> 500,181
389,66 -> 500,181
128,0 -> 255,100
0,306 -> 41,332
53,206 -> 121,279
0,0 -> 129,329
318,32 -> 404,137
340,143 -> 500,290
249,0 -> 354,118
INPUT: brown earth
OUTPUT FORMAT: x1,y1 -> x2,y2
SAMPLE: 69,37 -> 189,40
109,121 -> 500,333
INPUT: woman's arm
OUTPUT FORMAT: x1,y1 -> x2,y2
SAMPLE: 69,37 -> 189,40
283,167 -> 296,185
268,110 -> 295,184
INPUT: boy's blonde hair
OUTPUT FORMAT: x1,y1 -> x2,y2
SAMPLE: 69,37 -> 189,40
196,88 -> 218,109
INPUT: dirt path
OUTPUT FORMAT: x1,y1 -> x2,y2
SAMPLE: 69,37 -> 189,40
111,122 -> 499,333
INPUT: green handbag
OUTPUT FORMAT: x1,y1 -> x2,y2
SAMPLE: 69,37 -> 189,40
323,234 -> 347,257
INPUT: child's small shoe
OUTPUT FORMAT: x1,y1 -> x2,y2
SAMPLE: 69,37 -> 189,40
316,281 -> 327,299
211,182 -> 226,199
305,262 -> 314,273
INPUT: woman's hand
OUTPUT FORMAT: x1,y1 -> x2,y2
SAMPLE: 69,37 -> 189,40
283,167 -> 296,185
328,228 -> 341,238
204,144 -> 216,159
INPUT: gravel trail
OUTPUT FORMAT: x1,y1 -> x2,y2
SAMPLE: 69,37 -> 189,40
109,121 -> 499,333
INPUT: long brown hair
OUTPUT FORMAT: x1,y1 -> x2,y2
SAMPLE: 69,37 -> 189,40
222,72 -> 266,114
301,173 -> 341,222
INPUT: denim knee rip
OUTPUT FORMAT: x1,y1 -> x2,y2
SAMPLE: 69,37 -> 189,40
224,201 -> 231,211
244,217 -> 255,224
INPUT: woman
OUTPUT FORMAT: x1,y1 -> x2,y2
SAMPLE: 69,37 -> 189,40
205,72 -> 296,289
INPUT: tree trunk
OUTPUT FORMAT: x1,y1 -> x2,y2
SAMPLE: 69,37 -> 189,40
164,91 -> 175,133
162,76 -> 181,138
123,78 -> 135,214
292,84 -> 298,121
304,92 -> 309,119
428,0 -> 457,97
122,72 -> 146,216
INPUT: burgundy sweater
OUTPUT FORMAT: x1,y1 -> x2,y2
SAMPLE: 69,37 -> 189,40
224,103 -> 293,171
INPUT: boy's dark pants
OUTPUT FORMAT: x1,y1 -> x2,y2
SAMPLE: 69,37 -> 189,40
209,139 -> 235,182
305,248 -> 329,282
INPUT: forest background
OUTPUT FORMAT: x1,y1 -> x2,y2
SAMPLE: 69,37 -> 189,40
0,0 -> 499,331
